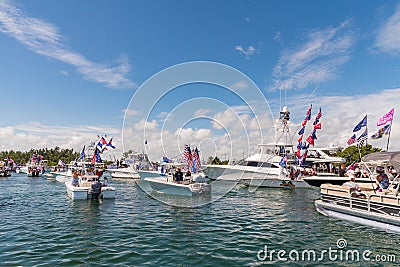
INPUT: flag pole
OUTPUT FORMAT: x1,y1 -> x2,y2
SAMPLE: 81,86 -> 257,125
357,143 -> 362,162
386,119 -> 394,151
366,115 -> 368,146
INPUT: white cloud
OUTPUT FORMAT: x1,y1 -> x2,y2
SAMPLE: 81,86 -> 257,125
229,80 -> 249,90
270,20 -> 354,91
123,108 -> 142,117
175,128 -> 212,142
374,3 -> 400,54
1,88 -> 398,163
156,111 -> 173,122
134,118 -> 158,131
60,70 -> 69,76
194,109 -> 212,117
235,45 -> 259,59
0,122 -> 122,156
0,0 -> 134,89
273,31 -> 282,43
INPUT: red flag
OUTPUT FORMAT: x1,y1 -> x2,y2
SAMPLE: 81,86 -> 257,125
316,108 -> 322,119
297,135 -> 303,143
313,123 -> 321,130
306,135 -> 315,146
101,137 -> 107,145
296,148 -> 301,158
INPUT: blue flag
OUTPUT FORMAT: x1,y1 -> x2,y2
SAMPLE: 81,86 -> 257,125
106,138 -> 116,149
353,115 -> 367,132
77,146 -> 85,161
279,155 -> 287,167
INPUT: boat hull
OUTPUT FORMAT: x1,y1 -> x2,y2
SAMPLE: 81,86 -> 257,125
66,181 -> 90,199
108,167 -> 140,179
315,183 -> 400,233
138,170 -> 167,180
111,171 -> 140,179
202,165 -> 312,188
101,187 -> 116,199
144,177 -> 211,196
65,181 -> 116,200
315,200 -> 400,233
201,165 -> 282,182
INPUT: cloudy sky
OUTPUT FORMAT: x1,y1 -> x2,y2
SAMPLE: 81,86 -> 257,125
0,0 -> 399,162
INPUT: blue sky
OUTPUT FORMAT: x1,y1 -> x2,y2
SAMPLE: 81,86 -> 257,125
0,0 -> 399,161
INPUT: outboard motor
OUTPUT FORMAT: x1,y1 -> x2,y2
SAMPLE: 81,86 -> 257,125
91,180 -> 102,199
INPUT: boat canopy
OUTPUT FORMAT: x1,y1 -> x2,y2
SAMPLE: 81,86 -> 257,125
362,152 -> 400,171
362,152 -> 396,162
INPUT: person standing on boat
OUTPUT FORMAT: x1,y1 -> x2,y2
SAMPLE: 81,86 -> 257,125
174,168 -> 183,183
91,178 -> 102,199
72,172 -> 79,187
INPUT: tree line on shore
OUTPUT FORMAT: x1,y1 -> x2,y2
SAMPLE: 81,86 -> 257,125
0,147 -> 79,166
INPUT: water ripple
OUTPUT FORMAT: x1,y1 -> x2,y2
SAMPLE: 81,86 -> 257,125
1,174 -> 400,266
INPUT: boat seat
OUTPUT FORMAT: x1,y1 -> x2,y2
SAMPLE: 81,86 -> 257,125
80,181 -> 92,187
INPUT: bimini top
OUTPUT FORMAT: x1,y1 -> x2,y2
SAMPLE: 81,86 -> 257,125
362,152 -> 397,162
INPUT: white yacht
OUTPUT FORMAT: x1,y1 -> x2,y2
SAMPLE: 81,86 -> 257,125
106,152 -> 151,179
144,172 -> 210,196
109,166 -> 140,179
202,142 -> 311,188
202,107 -> 313,189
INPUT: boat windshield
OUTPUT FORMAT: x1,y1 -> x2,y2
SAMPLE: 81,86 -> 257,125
238,161 -> 279,168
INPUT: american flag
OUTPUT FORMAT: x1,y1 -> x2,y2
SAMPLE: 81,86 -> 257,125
91,148 -> 102,164
192,147 -> 201,172
347,134 -> 357,145
183,144 -> 193,166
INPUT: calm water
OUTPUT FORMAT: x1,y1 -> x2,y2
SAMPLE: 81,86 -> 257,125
1,173 -> 400,266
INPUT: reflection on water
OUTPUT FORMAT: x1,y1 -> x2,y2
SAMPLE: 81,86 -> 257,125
1,173 -> 400,266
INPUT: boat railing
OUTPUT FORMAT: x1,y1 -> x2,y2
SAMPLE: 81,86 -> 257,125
321,184 -> 400,213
